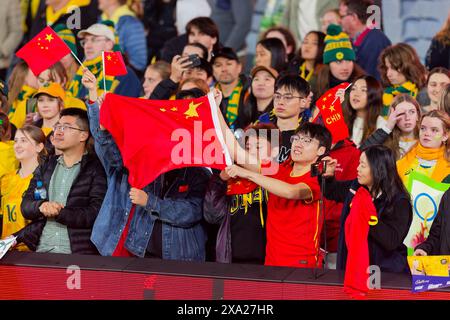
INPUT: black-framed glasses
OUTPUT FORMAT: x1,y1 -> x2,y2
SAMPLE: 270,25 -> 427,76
290,135 -> 314,145
53,124 -> 86,133
274,92 -> 305,102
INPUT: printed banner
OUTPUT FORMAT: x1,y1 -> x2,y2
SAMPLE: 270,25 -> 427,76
404,171 -> 450,255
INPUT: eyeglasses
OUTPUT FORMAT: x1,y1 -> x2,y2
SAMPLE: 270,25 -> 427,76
290,135 -> 315,145
53,124 -> 86,133
80,36 -> 108,48
274,93 -> 305,102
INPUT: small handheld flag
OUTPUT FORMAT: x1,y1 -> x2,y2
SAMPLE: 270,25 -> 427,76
16,26 -> 71,76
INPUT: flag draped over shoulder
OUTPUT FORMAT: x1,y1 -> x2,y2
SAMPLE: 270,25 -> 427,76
100,92 -> 231,189
316,82 -> 350,144
16,26 -> 71,76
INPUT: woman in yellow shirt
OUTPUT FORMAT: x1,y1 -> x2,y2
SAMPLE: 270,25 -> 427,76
397,110 -> 450,184
1,125 -> 46,251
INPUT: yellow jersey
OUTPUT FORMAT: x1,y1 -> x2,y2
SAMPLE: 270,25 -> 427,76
1,171 -> 33,251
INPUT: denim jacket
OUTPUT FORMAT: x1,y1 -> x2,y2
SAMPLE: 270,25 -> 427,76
87,101 -> 210,260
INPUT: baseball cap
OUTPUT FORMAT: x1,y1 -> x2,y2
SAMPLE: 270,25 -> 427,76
250,65 -> 279,80
78,23 -> 115,42
211,47 -> 240,64
33,82 -> 66,100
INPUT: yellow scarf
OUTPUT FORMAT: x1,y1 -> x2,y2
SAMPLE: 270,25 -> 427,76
299,62 -> 314,82
101,5 -> 135,25
397,144 -> 450,185
382,81 -> 418,118
46,0 -> 91,25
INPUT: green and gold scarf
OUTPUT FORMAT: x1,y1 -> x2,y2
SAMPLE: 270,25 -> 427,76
216,80 -> 243,127
67,55 -> 120,99
382,81 -> 418,118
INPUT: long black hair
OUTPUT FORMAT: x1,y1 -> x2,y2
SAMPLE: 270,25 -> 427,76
361,145 -> 409,203
257,38 -> 287,72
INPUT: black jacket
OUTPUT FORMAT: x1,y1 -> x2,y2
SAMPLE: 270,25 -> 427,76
323,178 -> 412,273
416,189 -> 450,255
17,152 -> 107,254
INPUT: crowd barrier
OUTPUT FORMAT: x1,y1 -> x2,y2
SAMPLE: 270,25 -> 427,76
0,251 -> 449,300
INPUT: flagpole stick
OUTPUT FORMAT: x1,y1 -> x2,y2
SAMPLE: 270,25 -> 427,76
71,50 -> 86,69
331,82 -> 353,105
102,51 -> 107,93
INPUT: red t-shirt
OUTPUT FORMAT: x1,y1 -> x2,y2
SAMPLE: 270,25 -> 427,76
112,205 -> 136,257
265,162 -> 322,268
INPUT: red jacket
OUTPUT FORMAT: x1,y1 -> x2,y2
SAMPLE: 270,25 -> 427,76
322,139 -> 360,252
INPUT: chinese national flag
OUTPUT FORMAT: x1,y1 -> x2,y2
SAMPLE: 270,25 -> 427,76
16,26 -> 71,76
316,82 -> 351,144
100,92 -> 231,188
103,51 -> 127,76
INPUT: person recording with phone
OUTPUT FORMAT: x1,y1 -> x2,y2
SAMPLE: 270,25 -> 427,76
223,122 -> 333,268
320,145 -> 412,273
149,44 -> 213,100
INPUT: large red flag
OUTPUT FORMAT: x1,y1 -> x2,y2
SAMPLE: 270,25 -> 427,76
103,51 -> 127,76
100,93 -> 231,189
16,26 -> 71,76
316,82 -> 351,144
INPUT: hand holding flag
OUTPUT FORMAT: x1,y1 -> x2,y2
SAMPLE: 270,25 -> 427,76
316,82 -> 351,144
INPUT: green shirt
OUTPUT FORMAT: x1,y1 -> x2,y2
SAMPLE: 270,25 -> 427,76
37,156 -> 82,254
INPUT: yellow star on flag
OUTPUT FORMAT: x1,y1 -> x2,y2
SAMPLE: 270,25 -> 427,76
329,105 -> 336,112
184,101 -> 202,119
107,55 -> 112,61
45,34 -> 54,42
171,107 -> 178,112
160,108 -> 166,112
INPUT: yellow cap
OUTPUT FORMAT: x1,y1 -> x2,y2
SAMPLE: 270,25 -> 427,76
33,82 -> 66,101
